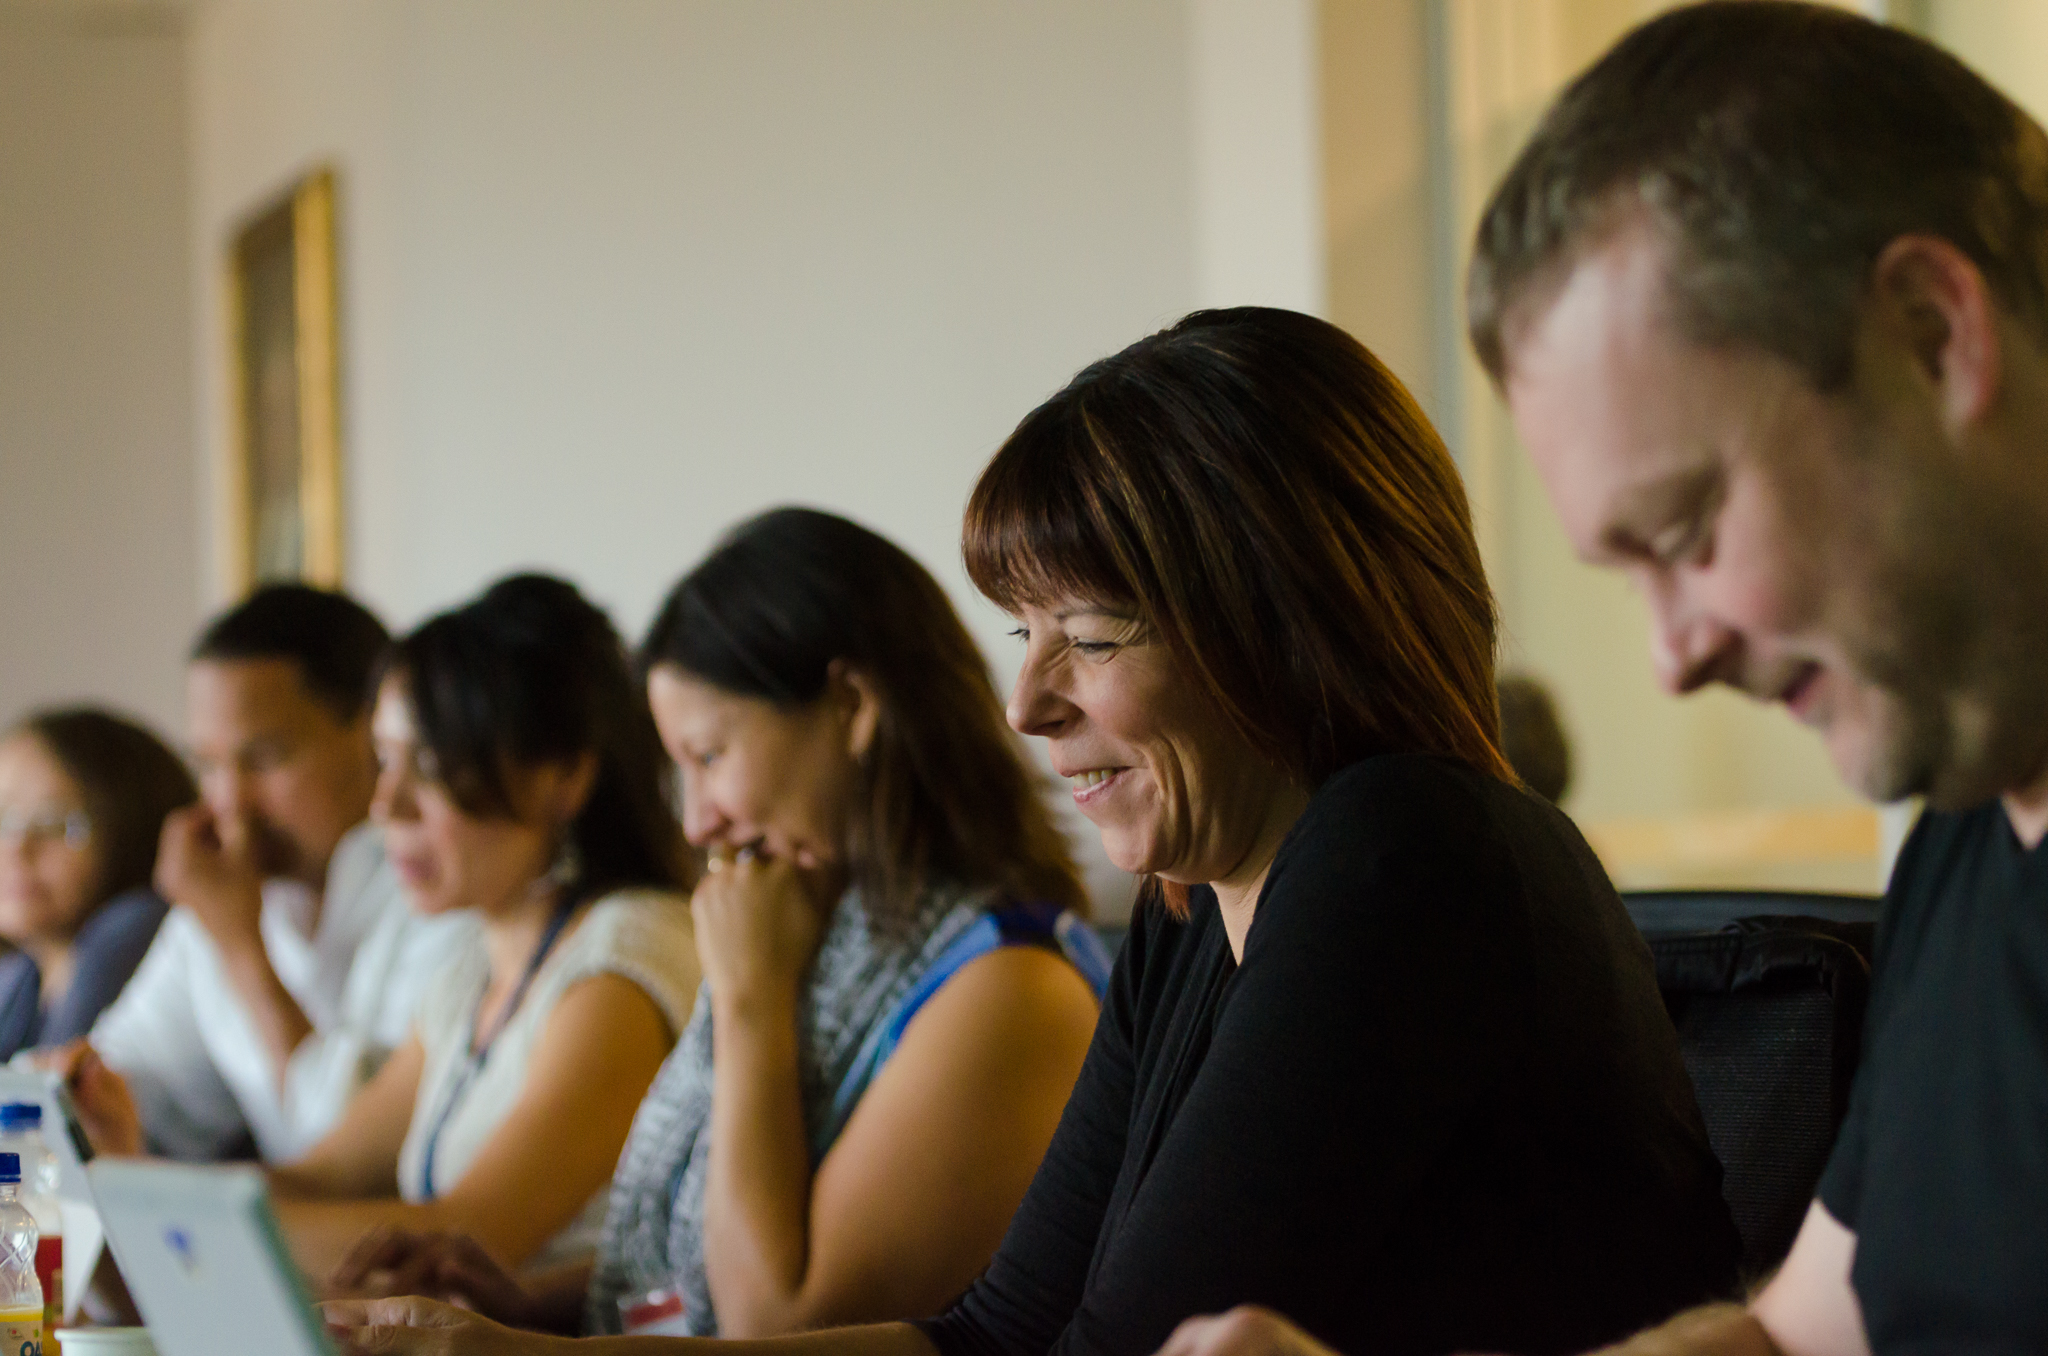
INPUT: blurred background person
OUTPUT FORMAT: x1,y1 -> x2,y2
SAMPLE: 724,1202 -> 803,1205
0,708 -> 195,1059
64,585 -> 474,1163
335,509 -> 1104,1339
1496,672 -> 1574,806
268,573 -> 697,1281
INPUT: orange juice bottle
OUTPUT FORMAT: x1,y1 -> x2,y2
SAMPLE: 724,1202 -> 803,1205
0,1107 -> 60,1356
0,1307 -> 38,1356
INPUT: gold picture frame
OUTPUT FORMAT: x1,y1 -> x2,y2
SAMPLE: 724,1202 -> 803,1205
222,167 -> 343,592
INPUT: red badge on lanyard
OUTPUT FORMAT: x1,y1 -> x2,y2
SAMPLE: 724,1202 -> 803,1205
620,1287 -> 689,1336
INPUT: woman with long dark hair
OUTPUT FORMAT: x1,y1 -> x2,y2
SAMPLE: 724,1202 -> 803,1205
270,574 -> 699,1280
334,510 -> 1105,1340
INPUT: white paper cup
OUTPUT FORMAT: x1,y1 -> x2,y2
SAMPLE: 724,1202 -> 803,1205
53,1329 -> 156,1356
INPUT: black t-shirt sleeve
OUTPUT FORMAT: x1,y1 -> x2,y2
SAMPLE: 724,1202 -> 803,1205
1815,1052 -> 1871,1230
1805,802 -> 2048,1347
918,909 -> 1147,1356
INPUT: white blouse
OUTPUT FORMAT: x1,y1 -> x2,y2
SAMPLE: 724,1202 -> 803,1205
396,889 -> 699,1267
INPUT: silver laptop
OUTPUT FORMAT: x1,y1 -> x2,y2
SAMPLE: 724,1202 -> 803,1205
87,1161 -> 336,1356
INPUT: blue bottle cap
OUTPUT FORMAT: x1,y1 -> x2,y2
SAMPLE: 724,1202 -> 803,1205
0,1153 -> 18,1185
0,1105 -> 40,1131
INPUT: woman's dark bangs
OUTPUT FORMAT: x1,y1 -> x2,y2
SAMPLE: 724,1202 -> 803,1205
393,618 -> 515,819
964,411 -> 1133,614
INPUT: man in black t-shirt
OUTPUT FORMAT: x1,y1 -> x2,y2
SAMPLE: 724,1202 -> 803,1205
1159,5 -> 2048,1356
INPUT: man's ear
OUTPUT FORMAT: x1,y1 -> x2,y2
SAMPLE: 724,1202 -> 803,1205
826,659 -> 884,762
1869,233 -> 2003,433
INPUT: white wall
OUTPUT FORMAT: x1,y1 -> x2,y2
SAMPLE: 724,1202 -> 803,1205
1319,0 -> 1431,409
1191,0 -> 1325,314
187,0 -> 1324,915
1920,2 -> 2048,128
0,2 -> 195,738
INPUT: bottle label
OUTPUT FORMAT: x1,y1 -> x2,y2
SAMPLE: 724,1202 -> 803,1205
33,1239 -> 57,1345
0,1308 -> 40,1356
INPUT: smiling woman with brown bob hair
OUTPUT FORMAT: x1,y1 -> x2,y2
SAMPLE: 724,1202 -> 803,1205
323,309 -> 1737,1356
921,307 -> 1740,1356
967,308 -> 1507,799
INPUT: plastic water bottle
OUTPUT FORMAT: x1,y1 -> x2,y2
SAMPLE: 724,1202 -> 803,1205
0,1152 -> 42,1356
0,1109 -> 58,1349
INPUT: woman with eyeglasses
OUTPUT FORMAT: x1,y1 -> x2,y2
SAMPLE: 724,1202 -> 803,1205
0,709 -> 196,1060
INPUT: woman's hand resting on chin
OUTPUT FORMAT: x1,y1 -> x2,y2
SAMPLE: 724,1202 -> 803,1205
692,849 -> 832,1015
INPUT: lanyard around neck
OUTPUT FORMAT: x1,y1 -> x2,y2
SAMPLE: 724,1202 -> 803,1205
420,896 -> 579,1199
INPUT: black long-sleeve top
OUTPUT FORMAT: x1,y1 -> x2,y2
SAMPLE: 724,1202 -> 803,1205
919,755 -> 1738,1356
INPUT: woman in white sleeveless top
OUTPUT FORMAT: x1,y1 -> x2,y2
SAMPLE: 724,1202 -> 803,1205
268,574 -> 699,1280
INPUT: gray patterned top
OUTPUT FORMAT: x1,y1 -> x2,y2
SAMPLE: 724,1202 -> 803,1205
584,880 -> 994,1336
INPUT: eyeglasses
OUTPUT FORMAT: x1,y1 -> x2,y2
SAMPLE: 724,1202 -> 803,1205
374,736 -> 443,783
0,809 -> 92,850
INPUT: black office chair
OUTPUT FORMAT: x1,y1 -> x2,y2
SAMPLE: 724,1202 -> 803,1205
1625,888 -> 1880,949
1634,901 -> 1874,1281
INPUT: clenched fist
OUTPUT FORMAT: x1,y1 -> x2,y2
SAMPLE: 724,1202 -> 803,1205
691,850 -> 832,1019
154,803 -> 267,960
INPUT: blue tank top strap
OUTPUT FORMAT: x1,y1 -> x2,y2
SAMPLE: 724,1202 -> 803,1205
812,903 -> 1114,1159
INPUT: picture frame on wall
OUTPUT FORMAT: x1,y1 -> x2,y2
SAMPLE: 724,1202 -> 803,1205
223,166 -> 343,591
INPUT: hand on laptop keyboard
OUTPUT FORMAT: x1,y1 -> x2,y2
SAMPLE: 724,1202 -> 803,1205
327,1226 -> 533,1324
322,1295 -> 541,1356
